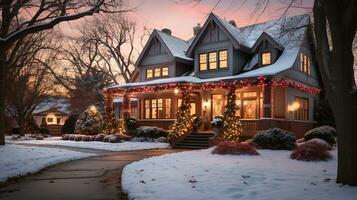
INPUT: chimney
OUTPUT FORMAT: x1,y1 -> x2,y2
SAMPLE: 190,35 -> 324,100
161,28 -> 172,35
229,20 -> 237,27
193,23 -> 201,35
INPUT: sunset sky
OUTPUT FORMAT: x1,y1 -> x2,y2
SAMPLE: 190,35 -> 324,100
59,0 -> 314,41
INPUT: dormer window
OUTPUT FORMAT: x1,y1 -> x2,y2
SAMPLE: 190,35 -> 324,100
146,69 -> 153,79
219,50 -> 228,68
261,52 -> 271,65
162,67 -> 169,76
154,68 -> 161,77
209,52 -> 217,69
199,53 -> 207,71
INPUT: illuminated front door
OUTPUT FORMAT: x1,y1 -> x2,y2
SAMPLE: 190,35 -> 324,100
242,99 -> 257,119
212,94 -> 224,117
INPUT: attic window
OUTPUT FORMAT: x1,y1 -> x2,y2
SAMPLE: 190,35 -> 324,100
300,53 -> 311,75
154,68 -> 161,77
162,67 -> 169,76
261,52 -> 271,65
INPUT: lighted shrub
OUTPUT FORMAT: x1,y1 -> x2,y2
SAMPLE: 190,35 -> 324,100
212,141 -> 259,155
252,128 -> 297,150
304,126 -> 336,146
134,126 -> 168,139
291,139 -> 332,161
191,114 -> 202,131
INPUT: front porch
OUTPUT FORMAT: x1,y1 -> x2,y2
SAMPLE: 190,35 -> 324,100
105,77 -> 320,138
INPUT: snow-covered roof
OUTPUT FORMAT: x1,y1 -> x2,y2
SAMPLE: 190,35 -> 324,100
113,97 -> 138,103
156,30 -> 192,61
107,49 -> 298,89
33,97 -> 71,115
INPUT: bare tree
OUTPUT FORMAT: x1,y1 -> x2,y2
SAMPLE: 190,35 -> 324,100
81,13 -> 137,83
180,0 -> 357,185
0,0 -> 130,145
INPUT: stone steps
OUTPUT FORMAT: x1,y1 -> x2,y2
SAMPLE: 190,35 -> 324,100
174,132 -> 214,149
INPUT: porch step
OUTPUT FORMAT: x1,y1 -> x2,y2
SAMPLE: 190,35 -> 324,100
174,132 -> 214,149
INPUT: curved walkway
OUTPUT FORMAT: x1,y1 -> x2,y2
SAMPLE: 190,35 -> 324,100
0,146 -> 184,200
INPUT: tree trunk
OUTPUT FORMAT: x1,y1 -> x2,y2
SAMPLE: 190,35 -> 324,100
335,103 -> 357,185
0,49 -> 7,145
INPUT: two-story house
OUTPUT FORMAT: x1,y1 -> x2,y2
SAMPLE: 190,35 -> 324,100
106,13 -> 321,138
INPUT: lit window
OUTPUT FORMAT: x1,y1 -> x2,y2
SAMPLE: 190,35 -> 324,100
47,118 -> 53,122
219,50 -> 228,68
243,92 -> 257,98
146,69 -> 153,79
154,68 -> 161,77
199,54 -> 207,71
151,99 -> 157,118
165,98 -> 171,118
300,53 -> 311,75
145,100 -> 150,119
262,52 -> 271,65
209,52 -> 217,69
294,97 -> 309,121
162,67 -> 169,76
157,99 -> 163,118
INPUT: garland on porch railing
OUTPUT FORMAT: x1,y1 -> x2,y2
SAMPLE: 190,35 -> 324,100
104,76 -> 321,95
222,87 -> 243,142
168,90 -> 193,144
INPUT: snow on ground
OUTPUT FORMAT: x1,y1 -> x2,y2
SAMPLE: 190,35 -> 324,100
0,144 -> 95,182
122,148 -> 357,200
7,137 -> 170,151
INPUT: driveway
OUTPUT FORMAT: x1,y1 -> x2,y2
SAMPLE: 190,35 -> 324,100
0,146 -> 184,200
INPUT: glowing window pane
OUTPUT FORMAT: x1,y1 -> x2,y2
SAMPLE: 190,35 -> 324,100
262,52 -> 271,65
219,50 -> 228,68
199,54 -> 207,71
146,69 -> 153,79
154,68 -> 161,77
209,52 -> 217,69
162,67 -> 169,76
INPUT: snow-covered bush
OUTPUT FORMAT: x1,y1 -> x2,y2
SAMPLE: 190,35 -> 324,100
134,126 -> 168,139
94,134 -> 106,141
210,116 -> 224,128
304,126 -> 336,146
82,135 -> 93,142
212,141 -> 259,155
74,135 -> 83,141
39,122 -> 50,135
252,128 -> 297,150
108,134 -> 132,143
291,139 -> 332,161
74,106 -> 103,135
62,134 -> 70,140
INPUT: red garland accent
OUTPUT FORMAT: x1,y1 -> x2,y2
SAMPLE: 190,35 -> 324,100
104,76 -> 321,96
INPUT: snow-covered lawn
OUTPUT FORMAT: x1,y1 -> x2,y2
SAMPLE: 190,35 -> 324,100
122,148 -> 357,200
0,144 -> 95,182
7,137 -> 170,151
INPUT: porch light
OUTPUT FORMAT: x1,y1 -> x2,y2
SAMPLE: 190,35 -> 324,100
288,101 -> 300,112
174,88 -> 179,94
89,105 -> 97,113
203,99 -> 210,108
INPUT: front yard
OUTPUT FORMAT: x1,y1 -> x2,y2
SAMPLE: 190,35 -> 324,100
0,144 -> 95,182
6,136 -> 170,151
122,148 -> 357,200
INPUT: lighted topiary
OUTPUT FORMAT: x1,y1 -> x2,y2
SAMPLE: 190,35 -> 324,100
75,106 -> 104,135
222,87 -> 243,142
168,90 -> 193,144
103,93 -> 118,135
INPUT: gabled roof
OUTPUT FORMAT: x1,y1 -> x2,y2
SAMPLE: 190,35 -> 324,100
251,32 -> 284,52
186,13 -> 309,56
135,30 -> 192,67
33,97 -> 71,115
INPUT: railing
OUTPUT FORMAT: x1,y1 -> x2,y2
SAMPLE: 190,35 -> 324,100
240,119 -> 258,136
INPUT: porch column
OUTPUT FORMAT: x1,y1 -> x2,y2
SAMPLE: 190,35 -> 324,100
104,91 -> 114,121
262,80 -> 272,118
122,93 -> 130,119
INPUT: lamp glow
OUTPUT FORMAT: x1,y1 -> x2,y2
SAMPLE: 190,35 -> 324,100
288,101 -> 300,112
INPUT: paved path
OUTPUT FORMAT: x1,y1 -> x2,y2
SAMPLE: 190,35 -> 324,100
0,147 -> 184,200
